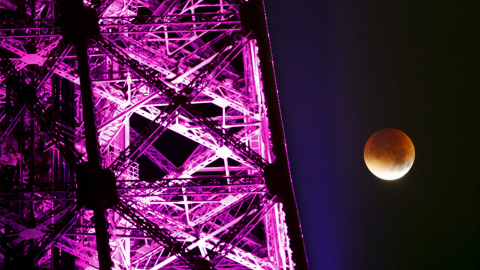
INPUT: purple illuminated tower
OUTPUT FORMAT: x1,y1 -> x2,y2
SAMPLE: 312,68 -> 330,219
0,0 -> 308,269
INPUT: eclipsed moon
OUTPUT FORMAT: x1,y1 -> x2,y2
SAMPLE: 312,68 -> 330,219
364,128 -> 415,180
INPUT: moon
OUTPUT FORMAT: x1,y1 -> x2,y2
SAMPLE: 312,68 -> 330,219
364,129 -> 415,180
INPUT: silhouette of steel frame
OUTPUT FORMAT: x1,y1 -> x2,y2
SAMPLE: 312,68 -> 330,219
0,0 -> 308,269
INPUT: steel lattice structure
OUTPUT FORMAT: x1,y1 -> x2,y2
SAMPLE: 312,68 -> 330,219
0,0 -> 308,269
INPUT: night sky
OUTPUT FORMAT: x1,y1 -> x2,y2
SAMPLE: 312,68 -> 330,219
264,0 -> 479,269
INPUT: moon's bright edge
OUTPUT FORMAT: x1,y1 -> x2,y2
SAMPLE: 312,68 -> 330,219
364,129 -> 415,180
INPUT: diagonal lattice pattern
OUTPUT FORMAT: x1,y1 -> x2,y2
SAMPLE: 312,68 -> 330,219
0,0 -> 299,269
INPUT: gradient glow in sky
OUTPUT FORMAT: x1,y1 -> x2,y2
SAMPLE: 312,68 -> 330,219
265,0 -> 480,269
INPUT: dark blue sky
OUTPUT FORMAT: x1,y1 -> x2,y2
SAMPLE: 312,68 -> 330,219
264,0 -> 479,269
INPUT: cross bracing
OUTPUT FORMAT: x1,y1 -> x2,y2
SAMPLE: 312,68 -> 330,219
0,0 -> 305,269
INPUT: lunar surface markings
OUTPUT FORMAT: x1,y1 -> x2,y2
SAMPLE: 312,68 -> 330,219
364,128 -> 415,180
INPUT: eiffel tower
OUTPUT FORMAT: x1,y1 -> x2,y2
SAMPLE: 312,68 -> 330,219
0,0 -> 308,269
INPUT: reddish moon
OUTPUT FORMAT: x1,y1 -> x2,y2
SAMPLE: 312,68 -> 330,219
364,129 -> 415,180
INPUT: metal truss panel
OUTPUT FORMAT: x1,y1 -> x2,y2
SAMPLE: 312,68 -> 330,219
0,0 -> 306,269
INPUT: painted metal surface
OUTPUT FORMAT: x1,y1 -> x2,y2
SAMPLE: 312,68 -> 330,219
0,0 -> 302,269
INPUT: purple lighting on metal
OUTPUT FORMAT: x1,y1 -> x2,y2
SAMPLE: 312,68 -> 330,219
0,0 -> 308,269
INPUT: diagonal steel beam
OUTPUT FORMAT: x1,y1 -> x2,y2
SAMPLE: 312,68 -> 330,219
130,128 -> 177,173
96,34 -> 267,171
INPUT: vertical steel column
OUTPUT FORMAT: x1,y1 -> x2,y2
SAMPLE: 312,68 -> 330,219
0,0 -> 309,269
74,22 -> 114,270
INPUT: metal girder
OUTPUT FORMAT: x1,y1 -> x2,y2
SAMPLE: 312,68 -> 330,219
207,194 -> 276,266
0,201 -> 84,267
0,176 -> 264,202
0,48 -> 83,165
108,99 -> 181,176
97,35 -> 266,173
96,34 -> 266,168
29,202 -> 85,264
130,127 -> 177,173
0,0 -> 301,268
